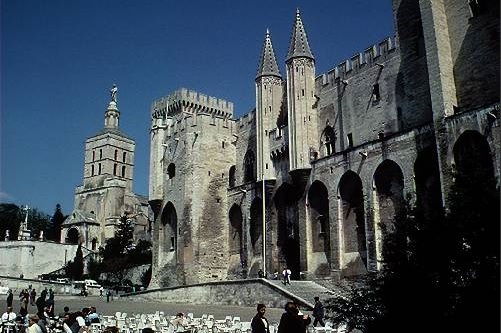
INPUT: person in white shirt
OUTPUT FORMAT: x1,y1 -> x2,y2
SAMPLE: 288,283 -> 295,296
1,306 -> 16,322
27,314 -> 43,333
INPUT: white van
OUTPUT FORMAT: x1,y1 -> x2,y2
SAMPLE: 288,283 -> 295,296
84,279 -> 101,288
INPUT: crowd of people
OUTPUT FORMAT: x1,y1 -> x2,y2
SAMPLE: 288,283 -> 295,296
1,286 -> 104,333
2,285 -> 329,333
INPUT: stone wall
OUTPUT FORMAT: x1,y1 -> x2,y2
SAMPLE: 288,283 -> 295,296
124,279 -> 313,310
0,241 -> 84,279
0,276 -> 73,295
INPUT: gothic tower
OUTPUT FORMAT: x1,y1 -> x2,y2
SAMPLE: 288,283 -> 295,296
255,29 -> 283,181
286,9 -> 318,171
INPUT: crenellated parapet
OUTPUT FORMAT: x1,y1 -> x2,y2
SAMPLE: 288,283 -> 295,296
158,111 -> 235,138
316,36 -> 398,85
235,109 -> 256,132
151,88 -> 234,120
268,127 -> 289,161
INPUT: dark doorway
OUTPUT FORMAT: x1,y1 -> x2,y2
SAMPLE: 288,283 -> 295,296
274,183 -> 300,279
282,237 -> 300,279
66,228 -> 79,244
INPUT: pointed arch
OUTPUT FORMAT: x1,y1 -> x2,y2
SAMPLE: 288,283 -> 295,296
161,202 -> 178,255
249,198 -> 262,255
244,150 -> 256,182
228,165 -> 236,188
453,130 -> 495,187
373,159 -> 404,267
228,204 -> 243,256
167,163 -> 176,179
308,180 -> 330,253
338,171 -> 367,271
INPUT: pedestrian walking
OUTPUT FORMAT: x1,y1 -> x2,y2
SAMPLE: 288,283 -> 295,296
282,268 -> 291,285
312,296 -> 325,327
30,289 -> 36,306
6,289 -> 13,308
106,290 -> 111,303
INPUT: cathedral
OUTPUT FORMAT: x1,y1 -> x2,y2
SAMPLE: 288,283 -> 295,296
61,87 -> 150,250
148,0 -> 499,287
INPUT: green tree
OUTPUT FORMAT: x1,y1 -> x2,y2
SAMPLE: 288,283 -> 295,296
0,203 -> 21,240
66,244 -> 84,280
97,215 -> 152,286
50,204 -> 66,242
27,208 -> 51,239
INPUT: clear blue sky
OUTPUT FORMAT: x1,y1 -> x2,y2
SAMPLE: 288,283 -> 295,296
1,0 -> 394,216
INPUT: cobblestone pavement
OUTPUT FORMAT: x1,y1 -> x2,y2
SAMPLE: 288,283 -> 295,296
18,295 -> 297,324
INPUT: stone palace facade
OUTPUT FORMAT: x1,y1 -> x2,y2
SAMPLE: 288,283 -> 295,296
148,0 -> 499,287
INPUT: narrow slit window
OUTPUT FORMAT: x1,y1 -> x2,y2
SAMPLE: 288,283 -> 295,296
372,84 -> 380,101
347,133 -> 353,148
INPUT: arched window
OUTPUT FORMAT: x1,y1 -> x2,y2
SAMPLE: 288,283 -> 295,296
167,163 -> 176,179
98,163 -> 102,175
321,121 -> 337,155
91,165 -> 94,176
122,152 -> 127,162
228,166 -> 236,187
92,151 -> 95,161
91,238 -> 97,250
99,149 -> 102,159
114,149 -> 118,160
244,150 -> 256,182
113,163 -> 117,175
122,166 -> 126,178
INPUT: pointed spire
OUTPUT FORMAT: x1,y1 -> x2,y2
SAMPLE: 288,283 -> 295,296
286,9 -> 314,62
256,29 -> 281,80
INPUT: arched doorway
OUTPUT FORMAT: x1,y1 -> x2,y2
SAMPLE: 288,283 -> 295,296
161,202 -> 178,260
66,228 -> 79,244
338,171 -> 367,272
274,183 -> 300,279
414,147 -> 442,220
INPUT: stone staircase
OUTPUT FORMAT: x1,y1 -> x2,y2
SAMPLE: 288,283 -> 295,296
265,280 -> 347,309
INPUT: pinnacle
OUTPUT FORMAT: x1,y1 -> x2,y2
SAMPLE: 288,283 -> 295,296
256,29 -> 281,80
286,9 -> 314,62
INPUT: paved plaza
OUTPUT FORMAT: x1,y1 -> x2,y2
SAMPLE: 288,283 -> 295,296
12,295 -> 293,324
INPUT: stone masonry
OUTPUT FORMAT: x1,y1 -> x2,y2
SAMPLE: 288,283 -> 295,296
149,1 -> 500,287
